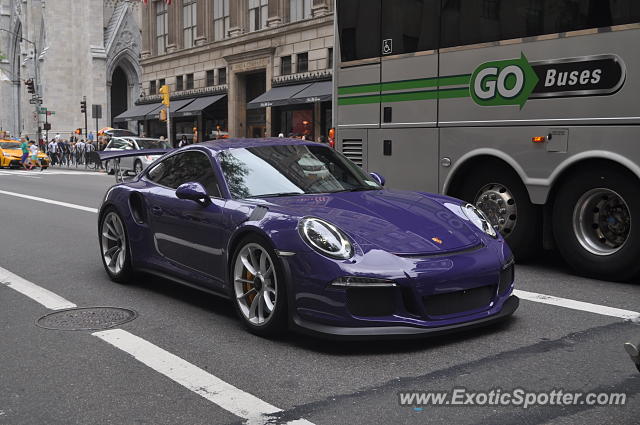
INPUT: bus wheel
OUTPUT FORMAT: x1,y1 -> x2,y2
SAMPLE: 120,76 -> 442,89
454,165 -> 540,260
552,167 -> 639,281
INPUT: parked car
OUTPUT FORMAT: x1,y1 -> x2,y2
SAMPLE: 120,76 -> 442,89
97,138 -> 518,339
104,137 -> 171,175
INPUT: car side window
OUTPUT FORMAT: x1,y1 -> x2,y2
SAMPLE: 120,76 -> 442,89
147,151 -> 222,197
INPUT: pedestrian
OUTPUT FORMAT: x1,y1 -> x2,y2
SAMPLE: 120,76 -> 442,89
28,141 -> 43,171
178,135 -> 189,148
47,138 -> 58,166
88,131 -> 94,143
76,139 -> 86,165
316,136 -> 327,144
19,136 -> 30,170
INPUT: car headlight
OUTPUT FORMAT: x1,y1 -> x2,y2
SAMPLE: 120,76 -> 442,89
462,203 -> 498,238
298,217 -> 354,259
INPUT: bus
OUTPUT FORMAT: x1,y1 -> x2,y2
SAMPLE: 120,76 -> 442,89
333,0 -> 640,281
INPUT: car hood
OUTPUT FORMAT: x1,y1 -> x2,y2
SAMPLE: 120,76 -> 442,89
260,190 -> 482,255
1,148 -> 23,157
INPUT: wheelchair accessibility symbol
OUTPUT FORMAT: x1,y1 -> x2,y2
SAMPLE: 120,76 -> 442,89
382,39 -> 393,55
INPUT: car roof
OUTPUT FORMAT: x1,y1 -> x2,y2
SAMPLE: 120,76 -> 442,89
197,137 -> 319,153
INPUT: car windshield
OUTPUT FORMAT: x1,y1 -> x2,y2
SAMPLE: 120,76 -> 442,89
108,129 -> 136,137
217,144 -> 381,199
0,142 -> 20,149
136,139 -> 171,149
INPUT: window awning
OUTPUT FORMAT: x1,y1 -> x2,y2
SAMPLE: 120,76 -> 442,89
172,95 -> 227,118
247,83 -> 312,109
289,81 -> 332,104
147,98 -> 196,120
113,103 -> 162,122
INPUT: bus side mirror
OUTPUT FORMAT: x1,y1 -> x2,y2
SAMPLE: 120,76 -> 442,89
370,172 -> 385,187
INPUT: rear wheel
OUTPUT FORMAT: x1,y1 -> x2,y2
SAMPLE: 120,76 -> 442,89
230,235 -> 288,336
99,209 -> 133,283
453,163 -> 540,260
552,167 -> 639,281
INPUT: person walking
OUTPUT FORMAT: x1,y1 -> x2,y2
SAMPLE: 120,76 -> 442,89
178,135 -> 189,148
76,139 -> 86,165
47,138 -> 58,166
19,136 -> 30,170
27,141 -> 42,171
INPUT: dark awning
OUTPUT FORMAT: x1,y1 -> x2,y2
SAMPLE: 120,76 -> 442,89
173,95 -> 227,118
289,81 -> 332,104
247,83 -> 312,109
147,98 -> 196,120
113,103 -> 163,122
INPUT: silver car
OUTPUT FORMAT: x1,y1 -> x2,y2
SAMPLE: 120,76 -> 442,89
104,137 -> 171,175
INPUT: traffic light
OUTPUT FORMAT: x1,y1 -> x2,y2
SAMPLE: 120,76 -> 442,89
159,108 -> 167,121
80,100 -> 87,114
75,128 -> 82,135
24,79 -> 35,94
159,85 -> 170,107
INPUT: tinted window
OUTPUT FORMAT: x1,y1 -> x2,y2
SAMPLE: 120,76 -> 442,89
217,144 -> 381,199
441,0 -> 640,48
381,0 -> 439,55
338,0 -> 381,61
147,151 -> 221,197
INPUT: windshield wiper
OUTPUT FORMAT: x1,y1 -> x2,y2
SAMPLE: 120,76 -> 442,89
247,192 -> 305,199
331,187 -> 379,193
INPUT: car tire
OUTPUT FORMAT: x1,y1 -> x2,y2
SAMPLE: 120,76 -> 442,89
552,166 -> 639,281
453,162 -> 541,260
99,208 -> 133,284
230,234 -> 288,337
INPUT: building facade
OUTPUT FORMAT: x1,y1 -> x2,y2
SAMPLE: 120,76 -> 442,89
0,0 -> 143,139
131,0 -> 334,143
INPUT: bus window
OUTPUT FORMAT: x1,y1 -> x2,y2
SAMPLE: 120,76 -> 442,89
381,0 -> 439,55
441,0 -> 640,49
337,0 -> 381,62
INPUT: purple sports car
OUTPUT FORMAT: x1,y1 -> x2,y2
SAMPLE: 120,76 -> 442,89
97,138 -> 518,339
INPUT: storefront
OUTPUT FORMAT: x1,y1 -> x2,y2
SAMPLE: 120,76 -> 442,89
114,95 -> 227,144
247,80 -> 332,141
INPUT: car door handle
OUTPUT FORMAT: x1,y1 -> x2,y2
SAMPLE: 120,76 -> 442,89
151,206 -> 163,216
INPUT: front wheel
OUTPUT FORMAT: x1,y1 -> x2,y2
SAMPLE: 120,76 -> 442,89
552,167 -> 639,281
99,209 -> 133,283
453,164 -> 540,260
231,235 -> 288,336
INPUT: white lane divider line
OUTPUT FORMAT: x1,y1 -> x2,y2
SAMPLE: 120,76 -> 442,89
93,329 -> 314,425
0,189 -> 98,213
0,266 -> 76,310
514,289 -> 640,321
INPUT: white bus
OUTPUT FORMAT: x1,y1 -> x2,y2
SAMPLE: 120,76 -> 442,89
334,0 -> 640,281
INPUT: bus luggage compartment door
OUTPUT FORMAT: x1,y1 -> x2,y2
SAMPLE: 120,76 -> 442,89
367,128 -> 439,193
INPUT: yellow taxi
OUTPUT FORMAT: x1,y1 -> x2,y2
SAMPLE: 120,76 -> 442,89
0,139 -> 50,169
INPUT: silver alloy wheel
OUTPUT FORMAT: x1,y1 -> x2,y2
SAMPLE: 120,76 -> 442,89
474,183 -> 517,234
101,212 -> 127,275
573,188 -> 631,256
233,243 -> 277,326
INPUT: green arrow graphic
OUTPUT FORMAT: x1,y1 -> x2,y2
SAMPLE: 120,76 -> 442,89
470,53 -> 539,109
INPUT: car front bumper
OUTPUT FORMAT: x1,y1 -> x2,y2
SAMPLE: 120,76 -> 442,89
291,295 -> 519,340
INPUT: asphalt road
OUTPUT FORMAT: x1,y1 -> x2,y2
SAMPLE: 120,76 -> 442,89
0,169 -> 638,425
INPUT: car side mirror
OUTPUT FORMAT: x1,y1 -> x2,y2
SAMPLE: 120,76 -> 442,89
369,172 -> 385,187
176,182 -> 211,206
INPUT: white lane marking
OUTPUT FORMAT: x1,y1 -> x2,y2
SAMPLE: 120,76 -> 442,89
0,171 -> 41,178
514,289 -> 640,321
0,266 -> 76,310
93,329 -> 314,425
0,189 -> 98,213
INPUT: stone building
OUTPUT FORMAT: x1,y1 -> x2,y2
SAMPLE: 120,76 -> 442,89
126,0 -> 334,142
0,0 -> 143,139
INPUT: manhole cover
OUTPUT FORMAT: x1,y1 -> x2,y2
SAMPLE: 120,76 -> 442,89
36,307 -> 137,331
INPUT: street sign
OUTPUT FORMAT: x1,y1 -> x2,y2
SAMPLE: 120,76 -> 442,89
92,104 -> 102,119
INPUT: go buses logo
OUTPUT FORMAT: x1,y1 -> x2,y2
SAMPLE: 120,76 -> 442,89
470,54 -> 626,108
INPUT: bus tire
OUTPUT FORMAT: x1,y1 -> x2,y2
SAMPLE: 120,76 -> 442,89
552,167 -> 639,281
454,165 -> 540,260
